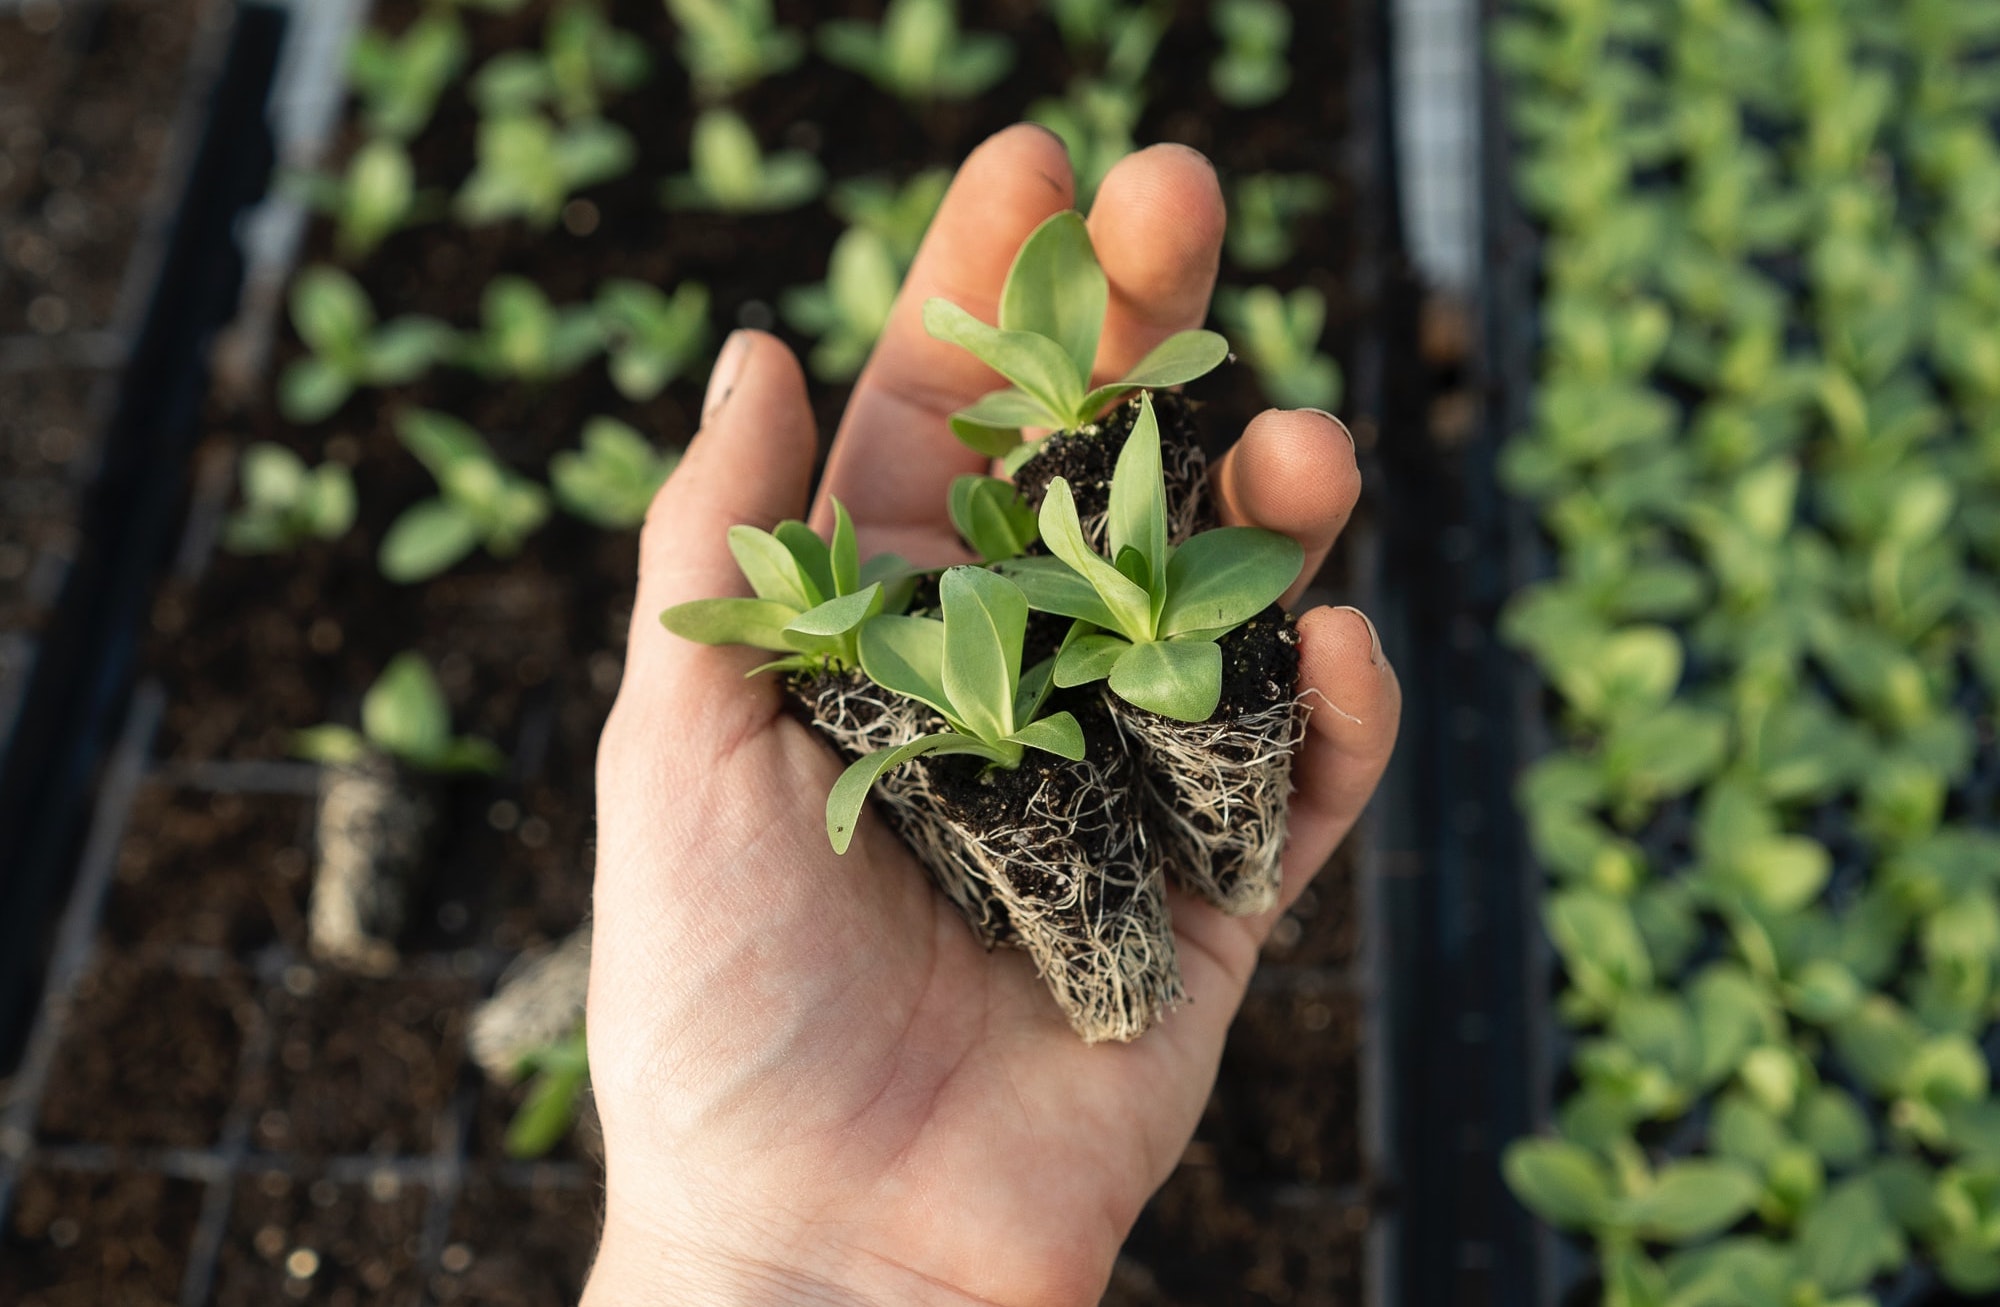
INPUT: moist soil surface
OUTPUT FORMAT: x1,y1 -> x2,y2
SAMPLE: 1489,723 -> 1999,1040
1012,390 -> 1220,539
4,0 -> 1381,1300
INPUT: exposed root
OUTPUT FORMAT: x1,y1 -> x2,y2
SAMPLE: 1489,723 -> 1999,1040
469,925 -> 591,1083
309,755 -> 435,975
1111,691 -> 1307,917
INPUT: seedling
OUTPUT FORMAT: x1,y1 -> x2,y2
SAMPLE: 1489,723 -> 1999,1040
472,2 -> 649,123
829,169 -> 948,266
1029,75 -> 1143,208
550,417 -> 678,529
817,0 -> 1014,103
923,211 -> 1229,457
948,474 -> 1038,563
596,279 -> 710,401
294,652 -> 505,775
1216,285 -> 1342,410
826,567 -> 1085,853
660,500 -> 914,674
347,12 -> 468,141
456,112 -> 635,229
294,139 -> 436,263
504,1027 -> 589,1159
379,409 -> 551,583
1004,394 -> 1302,722
224,443 -> 356,554
1046,0 -> 1166,58
781,227 -> 902,382
661,109 -> 823,213
278,266 -> 452,424
1228,173 -> 1333,271
664,0 -> 803,102
1209,0 -> 1291,107
452,275 -> 603,383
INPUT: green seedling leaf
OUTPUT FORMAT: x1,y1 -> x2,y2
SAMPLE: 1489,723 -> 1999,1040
1007,711 -> 1085,760
999,211 -> 1107,383
550,417 -> 677,529
1080,330 -> 1234,415
1108,638 -> 1222,722
362,653 -> 453,764
666,0 -> 802,102
1054,632 -> 1129,687
827,732 -> 1002,853
816,0 -> 1014,103
1625,1161 -> 1760,1243
1107,392 -> 1169,598
949,475 -> 1039,562
1503,1138 -> 1612,1230
948,387 -> 1066,455
923,299 -> 1084,421
1158,527 -> 1303,637
1038,479 -> 1153,639
784,584 -> 885,641
858,614 -> 952,719
728,525 -> 818,609
292,725 -> 368,767
1000,556 -> 1119,628
660,598 -> 799,653
831,500 -> 861,596
379,500 -> 482,583
940,566 -> 1027,742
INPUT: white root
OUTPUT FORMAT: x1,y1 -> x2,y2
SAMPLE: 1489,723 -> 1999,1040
308,755 -> 435,975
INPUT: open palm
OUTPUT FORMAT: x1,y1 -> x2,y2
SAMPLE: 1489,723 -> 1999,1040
585,126 -> 1400,1307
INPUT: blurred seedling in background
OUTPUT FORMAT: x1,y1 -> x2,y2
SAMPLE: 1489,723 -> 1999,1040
1045,0 -> 1169,61
379,409 -> 551,584
662,108 -> 824,212
1028,13 -> 1161,206
660,501 -> 915,675
347,12 -> 467,141
224,443 -> 356,555
294,652 -> 506,775
596,279 -> 710,401
1209,0 -> 1291,107
452,275 -> 604,383
924,211 -> 1227,459
504,1027 -> 590,1159
782,227 -> 903,382
279,266 -> 453,424
664,0 -> 803,103
472,1 -> 650,123
818,0 -> 1014,103
456,112 -> 635,229
550,417 -> 679,529
830,168 -> 949,265
948,474 -> 1039,564
1228,173 -> 1332,271
1216,284 -> 1342,410
295,139 -> 438,263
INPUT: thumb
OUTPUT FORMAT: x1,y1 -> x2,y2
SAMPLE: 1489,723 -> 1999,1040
622,330 -> 820,707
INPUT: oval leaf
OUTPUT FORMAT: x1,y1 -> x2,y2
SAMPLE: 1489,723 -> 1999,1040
660,597 -> 800,652
1000,556 -> 1118,628
379,499 -> 481,583
1624,1161 -> 1759,1244
827,733 -> 997,853
1502,1138 -> 1612,1231
1159,527 -> 1303,637
949,475 -> 1038,563
729,525 -> 816,609
1107,638 -> 1222,722
940,566 -> 1027,742
998,211 -> 1107,384
830,499 -> 860,595
1007,711 -> 1086,761
859,614 -> 952,719
924,298 -> 1085,423
774,520 -> 835,601
1054,633 -> 1130,687
1080,329 -> 1231,414
948,387 -> 1065,456
363,653 -> 452,765
1037,479 -> 1154,640
784,583 -> 884,640
1108,393 -> 1168,596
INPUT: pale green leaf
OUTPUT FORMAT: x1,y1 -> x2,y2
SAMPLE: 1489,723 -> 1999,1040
924,298 -> 1085,422
1502,1138 -> 1612,1230
949,475 -> 1037,562
293,724 -> 368,766
827,733 -> 1000,853
859,614 -> 953,719
1625,1161 -> 1759,1243
1107,638 -> 1222,721
363,652 -> 452,764
660,597 -> 800,652
1002,556 -> 1118,628
784,584 -> 883,638
1108,393 -> 1168,597
729,525 -> 816,609
379,499 -> 481,582
999,210 -> 1106,383
1080,329 -> 1231,413
1007,710 -> 1086,761
1054,632 -> 1129,687
1037,479 -> 1153,639
940,566 -> 1026,742
831,499 -> 860,595
1159,526 -> 1302,637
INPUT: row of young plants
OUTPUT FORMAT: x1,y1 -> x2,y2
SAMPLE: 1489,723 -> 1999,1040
243,0 -> 1344,1156
1497,0 -> 2000,1302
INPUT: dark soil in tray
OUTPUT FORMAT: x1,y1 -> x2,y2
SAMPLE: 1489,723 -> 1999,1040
1259,842 -> 1358,971
102,787 -> 313,957
429,1170 -> 599,1306
249,972 -> 470,1157
37,959 -> 255,1149
0,1168 -> 205,1307
214,1169 -> 429,1307
0,367 -> 103,631
1200,988 -> 1364,1186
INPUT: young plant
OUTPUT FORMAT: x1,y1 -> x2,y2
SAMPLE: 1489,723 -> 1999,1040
503,1027 -> 589,1159
1045,0 -> 1165,58
451,276 -> 603,383
596,279 -> 710,401
379,409 -> 551,583
224,443 -> 356,554
660,500 -> 913,674
1216,284 -> 1342,410
550,417 -> 678,529
1004,393 -> 1302,722
781,227 -> 903,382
294,651 -> 505,775
661,109 -> 823,213
294,139 -> 437,263
1028,75 -> 1143,209
830,169 -> 949,265
1209,0 -> 1291,108
279,266 -> 452,424
664,0 -> 803,103
455,112 -> 635,229
817,0 -> 1014,103
347,13 -> 468,141
948,474 -> 1038,563
1228,172 -> 1333,271
472,2 -> 650,123
923,211 -> 1229,457
826,566 -> 1085,853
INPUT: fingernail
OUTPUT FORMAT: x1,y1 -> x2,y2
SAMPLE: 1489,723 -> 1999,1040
704,331 -> 752,422
1335,605 -> 1385,667
1298,408 -> 1354,449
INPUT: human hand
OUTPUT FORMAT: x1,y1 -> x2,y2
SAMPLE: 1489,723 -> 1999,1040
585,125 -> 1401,1307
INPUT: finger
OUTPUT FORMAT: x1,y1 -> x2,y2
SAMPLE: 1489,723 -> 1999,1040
816,124 -> 1075,553
1086,143 -> 1227,381
1212,408 -> 1360,606
621,330 -> 819,706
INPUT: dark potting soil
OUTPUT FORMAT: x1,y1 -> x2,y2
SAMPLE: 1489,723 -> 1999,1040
1200,988 -> 1364,1186
429,1171 -> 600,1306
1012,390 -> 1219,538
0,367 -> 104,633
37,959 -> 254,1149
248,972 -> 470,1157
0,1168 -> 204,1307
1216,607 -> 1301,722
101,787 -> 313,957
1258,841 -> 1358,971
213,1170 -> 429,1307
